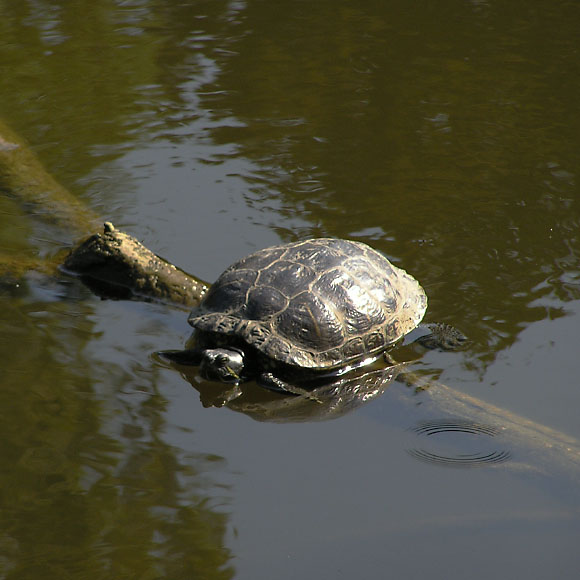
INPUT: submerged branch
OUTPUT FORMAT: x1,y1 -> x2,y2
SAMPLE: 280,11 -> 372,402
0,118 -> 99,235
396,373 -> 580,483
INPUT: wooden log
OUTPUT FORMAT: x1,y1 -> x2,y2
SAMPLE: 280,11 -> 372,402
63,222 -> 209,308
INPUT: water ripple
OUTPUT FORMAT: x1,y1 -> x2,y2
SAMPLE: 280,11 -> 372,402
407,419 -> 512,468
412,419 -> 499,437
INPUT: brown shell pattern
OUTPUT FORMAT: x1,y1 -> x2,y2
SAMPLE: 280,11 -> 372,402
189,238 -> 427,369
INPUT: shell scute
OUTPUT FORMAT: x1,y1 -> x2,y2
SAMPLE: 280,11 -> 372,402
364,330 -> 386,352
194,269 -> 255,317
245,286 -> 289,320
283,241 -> 343,271
275,291 -> 344,352
257,260 -> 317,297
342,337 -> 365,359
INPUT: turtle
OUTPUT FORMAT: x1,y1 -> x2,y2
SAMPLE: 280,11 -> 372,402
159,238 -> 465,397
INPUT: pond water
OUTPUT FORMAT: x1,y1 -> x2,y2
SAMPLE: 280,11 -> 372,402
1,1 -> 580,578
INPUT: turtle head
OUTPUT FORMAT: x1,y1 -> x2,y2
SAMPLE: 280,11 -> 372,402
200,348 -> 245,384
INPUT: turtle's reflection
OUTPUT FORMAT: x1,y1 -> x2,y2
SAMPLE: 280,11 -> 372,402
178,360 -> 407,423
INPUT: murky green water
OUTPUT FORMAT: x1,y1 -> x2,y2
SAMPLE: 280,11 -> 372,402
2,1 -> 580,578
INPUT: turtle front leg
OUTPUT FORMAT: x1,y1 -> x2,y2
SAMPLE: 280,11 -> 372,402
259,373 -> 323,403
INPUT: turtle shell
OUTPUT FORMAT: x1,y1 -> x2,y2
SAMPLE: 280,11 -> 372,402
188,238 -> 427,370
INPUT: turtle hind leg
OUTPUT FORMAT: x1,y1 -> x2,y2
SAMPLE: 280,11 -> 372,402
414,323 -> 468,351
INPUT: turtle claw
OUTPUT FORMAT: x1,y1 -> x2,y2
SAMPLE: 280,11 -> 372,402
415,323 -> 468,351
155,348 -> 202,366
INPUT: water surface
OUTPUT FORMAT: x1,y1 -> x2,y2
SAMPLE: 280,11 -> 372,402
1,1 -> 580,578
